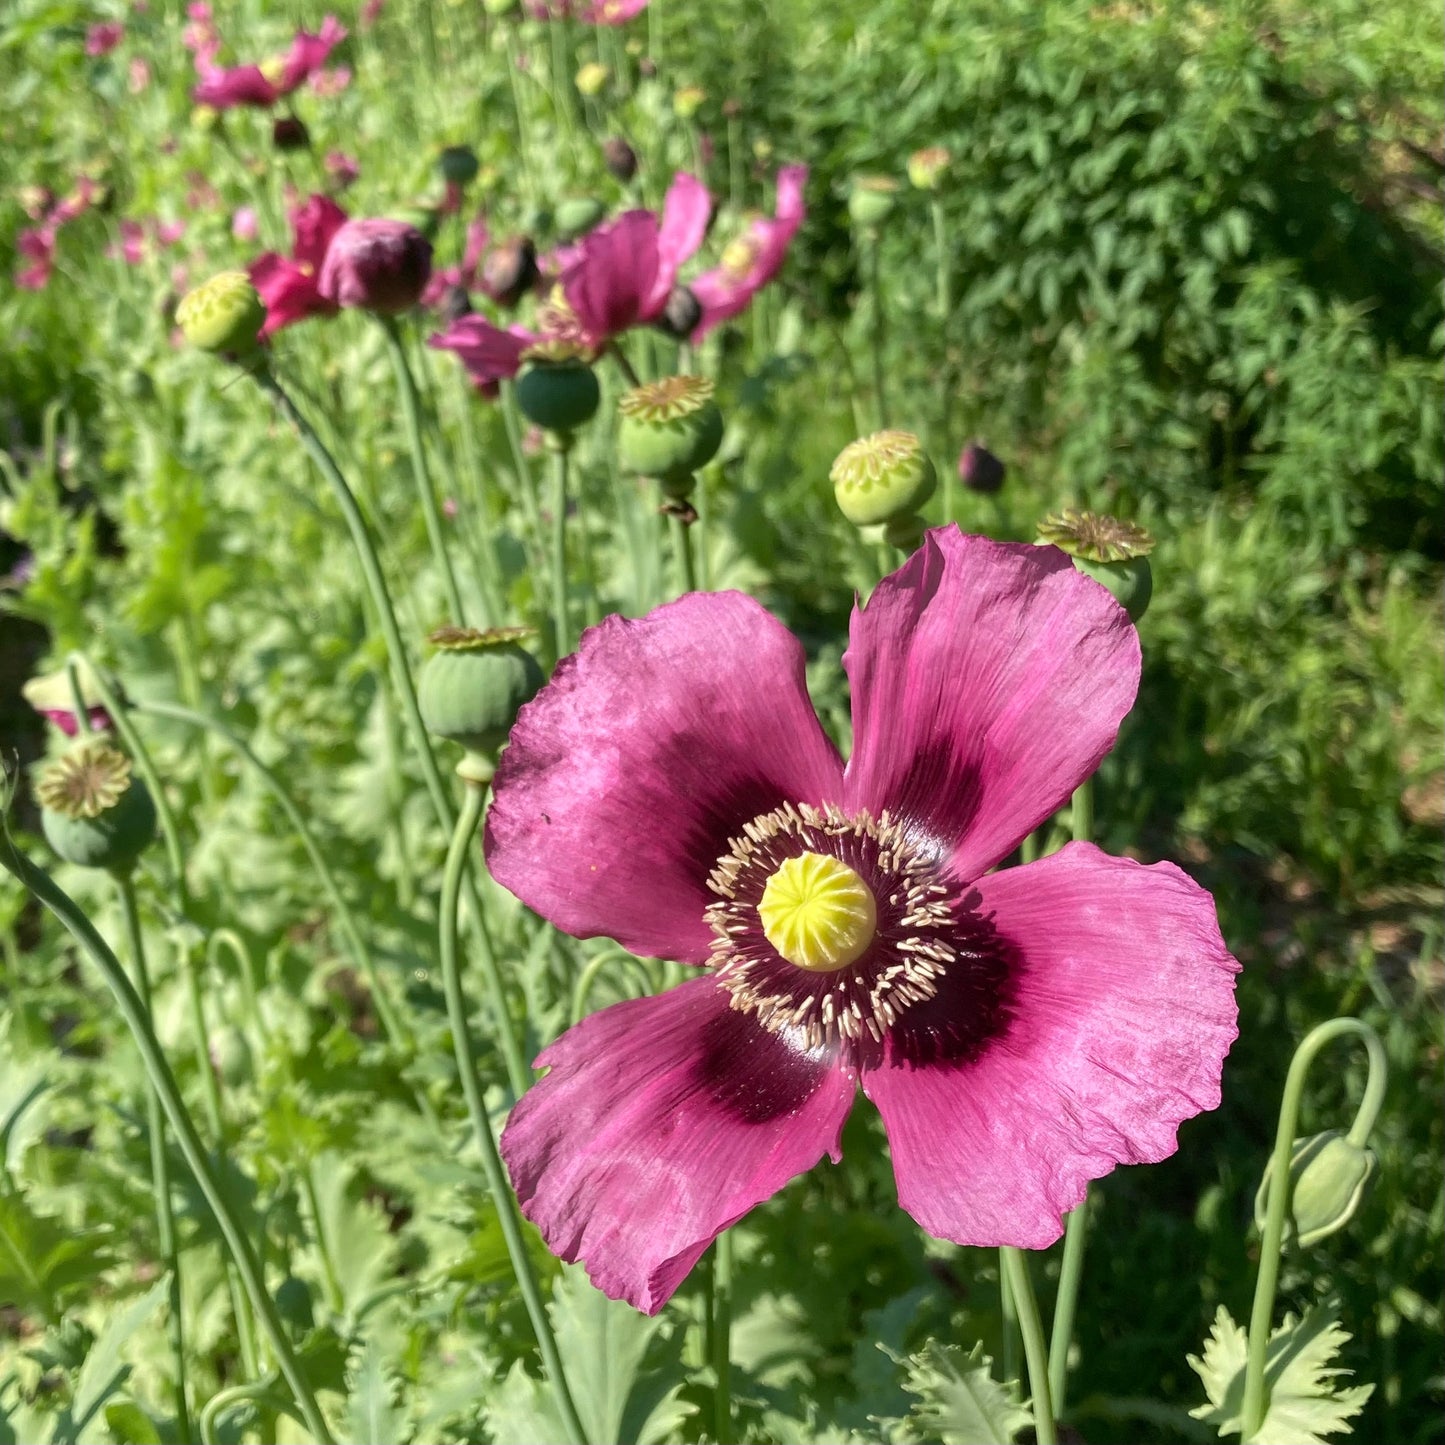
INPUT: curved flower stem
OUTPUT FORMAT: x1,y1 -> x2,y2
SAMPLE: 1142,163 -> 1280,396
1000,1247 -> 1056,1445
711,1230 -> 734,1445
671,513 -> 697,596
0,839 -> 335,1445
441,782 -> 586,1445
379,316 -> 468,626
198,1375 -> 296,1445
1047,777 -> 1094,1419
1242,1018 -> 1387,1441
550,444 -> 572,661
117,875 -> 193,1445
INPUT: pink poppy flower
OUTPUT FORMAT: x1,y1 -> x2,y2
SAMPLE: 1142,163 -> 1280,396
191,14 -> 346,110
487,528 -> 1241,1312
560,171 -> 711,346
128,56 -> 151,91
318,217 -> 432,315
690,163 -> 807,339
527,0 -> 648,21
422,217 -> 489,308
112,220 -> 147,265
309,64 -> 350,97
21,672 -> 113,736
428,315 -> 535,397
323,150 -> 360,189
51,178 -> 99,226
85,21 -> 124,56
232,206 -> 259,241
247,193 -> 347,335
360,0 -> 384,26
16,227 -> 57,290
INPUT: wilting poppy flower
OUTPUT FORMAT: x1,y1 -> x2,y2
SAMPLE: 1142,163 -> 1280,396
191,14 -> 346,110
690,164 -> 806,338
421,217 -> 489,309
318,217 -> 432,314
248,193 -> 347,335
22,667 -> 113,736
488,528 -> 1240,1312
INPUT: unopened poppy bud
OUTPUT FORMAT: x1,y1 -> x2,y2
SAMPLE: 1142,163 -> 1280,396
1254,1131 -> 1377,1249
319,218 -> 433,314
673,85 -> 706,119
1035,509 -> 1154,622
272,115 -> 310,152
515,358 -> 600,434
37,740 -> 156,875
655,284 -> 702,340
958,441 -> 1006,494
438,283 -> 472,324
575,62 -> 609,97
618,376 -> 724,498
907,146 -> 951,191
602,136 -> 638,183
209,1025 -> 253,1087
439,144 -> 480,186
176,271 -> 266,356
831,430 -> 937,527
555,196 -> 605,240
482,235 -> 539,308
848,175 -> 900,228
419,626 -> 545,782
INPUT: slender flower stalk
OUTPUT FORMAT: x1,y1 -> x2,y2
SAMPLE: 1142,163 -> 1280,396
441,782 -> 586,1445
671,513 -> 697,595
0,832 -> 335,1445
550,446 -> 573,659
711,1230 -> 734,1444
1000,1247 -> 1056,1445
117,875 -> 193,1445
868,231 -> 889,429
1242,1018 -> 1387,1440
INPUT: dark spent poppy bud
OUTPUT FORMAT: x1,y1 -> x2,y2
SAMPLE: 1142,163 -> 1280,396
37,740 -> 156,875
482,235 -> 539,309
515,358 -> 600,435
617,375 -> 724,498
1035,508 -> 1154,622
438,283 -> 472,325
318,218 -> 433,314
439,145 -> 480,187
831,430 -> 937,527
1254,1131 -> 1378,1249
602,136 -> 638,183
176,271 -> 266,356
958,441 -> 1006,494
848,175 -> 901,228
419,626 -> 545,782
272,115 -> 310,151
654,285 -> 703,340
555,196 -> 606,241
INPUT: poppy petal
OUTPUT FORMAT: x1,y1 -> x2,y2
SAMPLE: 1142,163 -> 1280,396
843,528 -> 1141,883
502,977 -> 857,1313
862,843 -> 1239,1247
486,590 -> 845,963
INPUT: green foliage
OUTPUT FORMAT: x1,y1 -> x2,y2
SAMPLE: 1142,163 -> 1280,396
877,1341 -> 1033,1445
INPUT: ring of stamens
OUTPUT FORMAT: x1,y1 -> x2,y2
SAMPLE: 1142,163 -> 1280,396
705,801 -> 961,1053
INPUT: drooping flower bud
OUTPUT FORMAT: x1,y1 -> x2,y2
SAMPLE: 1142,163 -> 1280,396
654,284 -> 702,340
318,218 -> 433,315
37,740 -> 156,875
22,661 -> 115,736
602,136 -> 638,183
482,235 -> 539,308
272,115 -> 311,152
831,430 -> 937,527
209,1024 -> 254,1087
617,375 -> 724,499
848,175 -> 900,228
575,62 -> 609,97
515,358 -> 601,435
907,146 -> 951,191
958,441 -> 1006,494
177,271 -> 267,356
1254,1131 -> 1378,1249
419,626 -> 545,783
1035,509 -> 1154,622
555,196 -> 606,241
439,144 -> 480,187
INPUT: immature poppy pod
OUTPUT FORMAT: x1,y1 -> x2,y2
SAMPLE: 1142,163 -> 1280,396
617,375 -> 723,497
831,429 -> 937,528
176,271 -> 266,356
848,174 -> 901,227
1036,508 -> 1155,622
515,357 -> 601,434
37,740 -> 156,875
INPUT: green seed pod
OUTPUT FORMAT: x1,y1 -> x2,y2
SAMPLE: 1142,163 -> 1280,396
439,145 -> 480,187
515,359 -> 600,434
831,430 -> 937,527
555,196 -> 606,241
175,271 -> 266,356
419,627 -> 545,777
848,175 -> 901,228
617,375 -> 723,496
37,741 -> 156,875
1035,508 -> 1155,623
1254,1130 -> 1378,1249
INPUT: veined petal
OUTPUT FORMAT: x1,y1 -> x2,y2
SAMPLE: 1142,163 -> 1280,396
485,590 -> 845,964
843,527 -> 1140,883
644,172 -> 711,316
502,977 -> 856,1313
562,209 -> 659,344
863,843 -> 1240,1247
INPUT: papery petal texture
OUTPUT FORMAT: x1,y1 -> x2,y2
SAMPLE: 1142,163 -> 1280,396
644,172 -> 711,314
193,63 -> 278,108
428,315 -> 532,394
862,842 -> 1240,1247
502,976 -> 856,1312
843,528 -> 1140,884
562,209 -> 660,344
485,591 -> 845,963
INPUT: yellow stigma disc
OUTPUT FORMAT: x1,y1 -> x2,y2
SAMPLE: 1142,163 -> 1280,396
758,852 -> 877,973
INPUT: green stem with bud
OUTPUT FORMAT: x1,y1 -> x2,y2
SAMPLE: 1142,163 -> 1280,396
0,836 -> 335,1445
1000,1247 -> 1056,1445
117,874 -> 193,1445
1242,1018 -> 1387,1441
441,782 -> 586,1445
866,229 -> 890,430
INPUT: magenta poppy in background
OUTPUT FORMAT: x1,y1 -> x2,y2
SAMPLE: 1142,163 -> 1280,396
232,206 -> 259,241
690,163 -> 807,338
560,171 -> 711,346
428,315 -> 535,396
422,218 -> 489,308
324,150 -> 360,189
317,217 -> 432,314
16,228 -> 56,290
248,193 -> 347,335
487,528 -> 1240,1312
85,21 -> 124,56
527,0 -> 649,21
191,13 -> 346,110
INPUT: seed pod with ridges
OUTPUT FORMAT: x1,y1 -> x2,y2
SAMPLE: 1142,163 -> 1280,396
176,271 -> 266,356
515,359 -> 600,434
37,740 -> 156,875
831,430 -> 937,527
1035,508 -> 1154,622
618,375 -> 723,495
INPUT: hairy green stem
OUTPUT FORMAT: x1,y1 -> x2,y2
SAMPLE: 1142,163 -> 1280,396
118,876 -> 193,1445
441,784 -> 586,1445
0,840 -> 334,1445
711,1230 -> 734,1445
1000,1247 -> 1056,1445
1242,1018 -> 1387,1441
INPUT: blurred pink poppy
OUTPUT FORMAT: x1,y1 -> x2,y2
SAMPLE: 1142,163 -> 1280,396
422,217 -> 489,308
324,150 -> 360,189
247,193 -> 348,334
232,207 -> 260,241
85,21 -> 124,56
16,228 -> 57,290
191,14 -> 346,110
